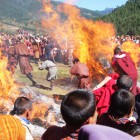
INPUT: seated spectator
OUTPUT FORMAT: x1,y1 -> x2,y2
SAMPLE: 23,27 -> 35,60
10,96 -> 46,140
98,89 -> 140,137
42,89 -> 97,140
0,114 -> 26,140
78,124 -> 135,140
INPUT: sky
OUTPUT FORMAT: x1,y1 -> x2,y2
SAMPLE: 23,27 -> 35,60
55,0 -> 128,11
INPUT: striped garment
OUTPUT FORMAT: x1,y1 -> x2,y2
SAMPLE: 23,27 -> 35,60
0,115 -> 26,140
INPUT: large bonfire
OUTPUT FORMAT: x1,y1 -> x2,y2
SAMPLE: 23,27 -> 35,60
41,0 -> 140,77
0,39 -> 62,126
0,0 -> 139,127
41,0 -> 115,76
0,39 -> 18,112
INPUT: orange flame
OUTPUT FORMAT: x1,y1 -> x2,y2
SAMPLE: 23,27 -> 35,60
0,53 -> 15,97
0,39 -> 2,45
121,41 -> 140,66
0,50 -> 59,124
41,0 -> 116,76
0,49 -> 18,113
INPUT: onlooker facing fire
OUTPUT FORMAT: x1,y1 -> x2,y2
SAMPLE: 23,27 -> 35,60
70,58 -> 90,89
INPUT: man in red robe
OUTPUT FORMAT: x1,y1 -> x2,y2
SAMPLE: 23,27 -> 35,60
112,47 -> 138,95
15,40 -> 36,85
70,58 -> 90,89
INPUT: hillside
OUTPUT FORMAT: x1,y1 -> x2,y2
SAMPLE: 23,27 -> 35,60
101,0 -> 140,35
0,0 -> 42,33
0,0 -> 113,33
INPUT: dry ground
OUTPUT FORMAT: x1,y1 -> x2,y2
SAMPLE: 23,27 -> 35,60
13,62 -> 140,97
13,63 -> 77,97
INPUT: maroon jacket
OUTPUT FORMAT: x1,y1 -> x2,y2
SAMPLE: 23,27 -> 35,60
42,125 -> 78,140
112,52 -> 138,95
70,62 -> 90,89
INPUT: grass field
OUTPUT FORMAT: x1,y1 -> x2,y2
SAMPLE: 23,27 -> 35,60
13,61 -> 140,98
13,63 -> 77,97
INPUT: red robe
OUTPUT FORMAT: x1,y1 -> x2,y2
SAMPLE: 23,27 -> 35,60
112,52 -> 138,95
15,43 -> 32,75
7,46 -> 17,74
93,73 -> 119,116
70,62 -> 90,89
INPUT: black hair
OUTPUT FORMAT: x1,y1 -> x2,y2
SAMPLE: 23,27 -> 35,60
117,75 -> 133,90
108,89 -> 135,118
73,58 -> 79,64
135,94 -> 140,121
10,97 -> 32,115
61,89 -> 96,128
32,41 -> 38,45
128,124 -> 140,136
114,47 -> 121,55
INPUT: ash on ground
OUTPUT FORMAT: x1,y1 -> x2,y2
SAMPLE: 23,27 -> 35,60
19,86 -> 65,128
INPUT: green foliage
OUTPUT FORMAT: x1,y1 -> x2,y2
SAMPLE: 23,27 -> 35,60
101,0 -> 140,35
0,0 -> 109,32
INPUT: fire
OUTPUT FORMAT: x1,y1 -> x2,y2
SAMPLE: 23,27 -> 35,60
0,39 -> 2,45
0,50 -> 60,125
0,53 -> 15,97
41,0 -> 116,76
121,41 -> 140,66
0,49 -> 18,113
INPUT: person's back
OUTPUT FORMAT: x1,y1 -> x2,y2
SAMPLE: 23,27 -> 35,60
93,73 -> 118,116
112,47 -> 138,95
98,89 -> 140,137
70,58 -> 90,89
42,89 -> 97,140
78,124 -> 135,140
70,61 -> 89,78
0,114 -> 26,140
15,42 -> 29,56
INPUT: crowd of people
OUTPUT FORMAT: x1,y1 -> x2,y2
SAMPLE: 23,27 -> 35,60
111,35 -> 140,46
0,29 -> 140,140
0,29 -> 73,73
1,87 -> 140,140
0,29 -> 74,89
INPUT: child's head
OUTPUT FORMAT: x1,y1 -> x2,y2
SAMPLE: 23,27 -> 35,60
117,75 -> 133,90
10,97 -> 32,119
61,89 -> 96,129
108,89 -> 135,118
73,58 -> 79,64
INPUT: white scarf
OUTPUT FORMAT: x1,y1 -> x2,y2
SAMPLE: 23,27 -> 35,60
114,54 -> 126,59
